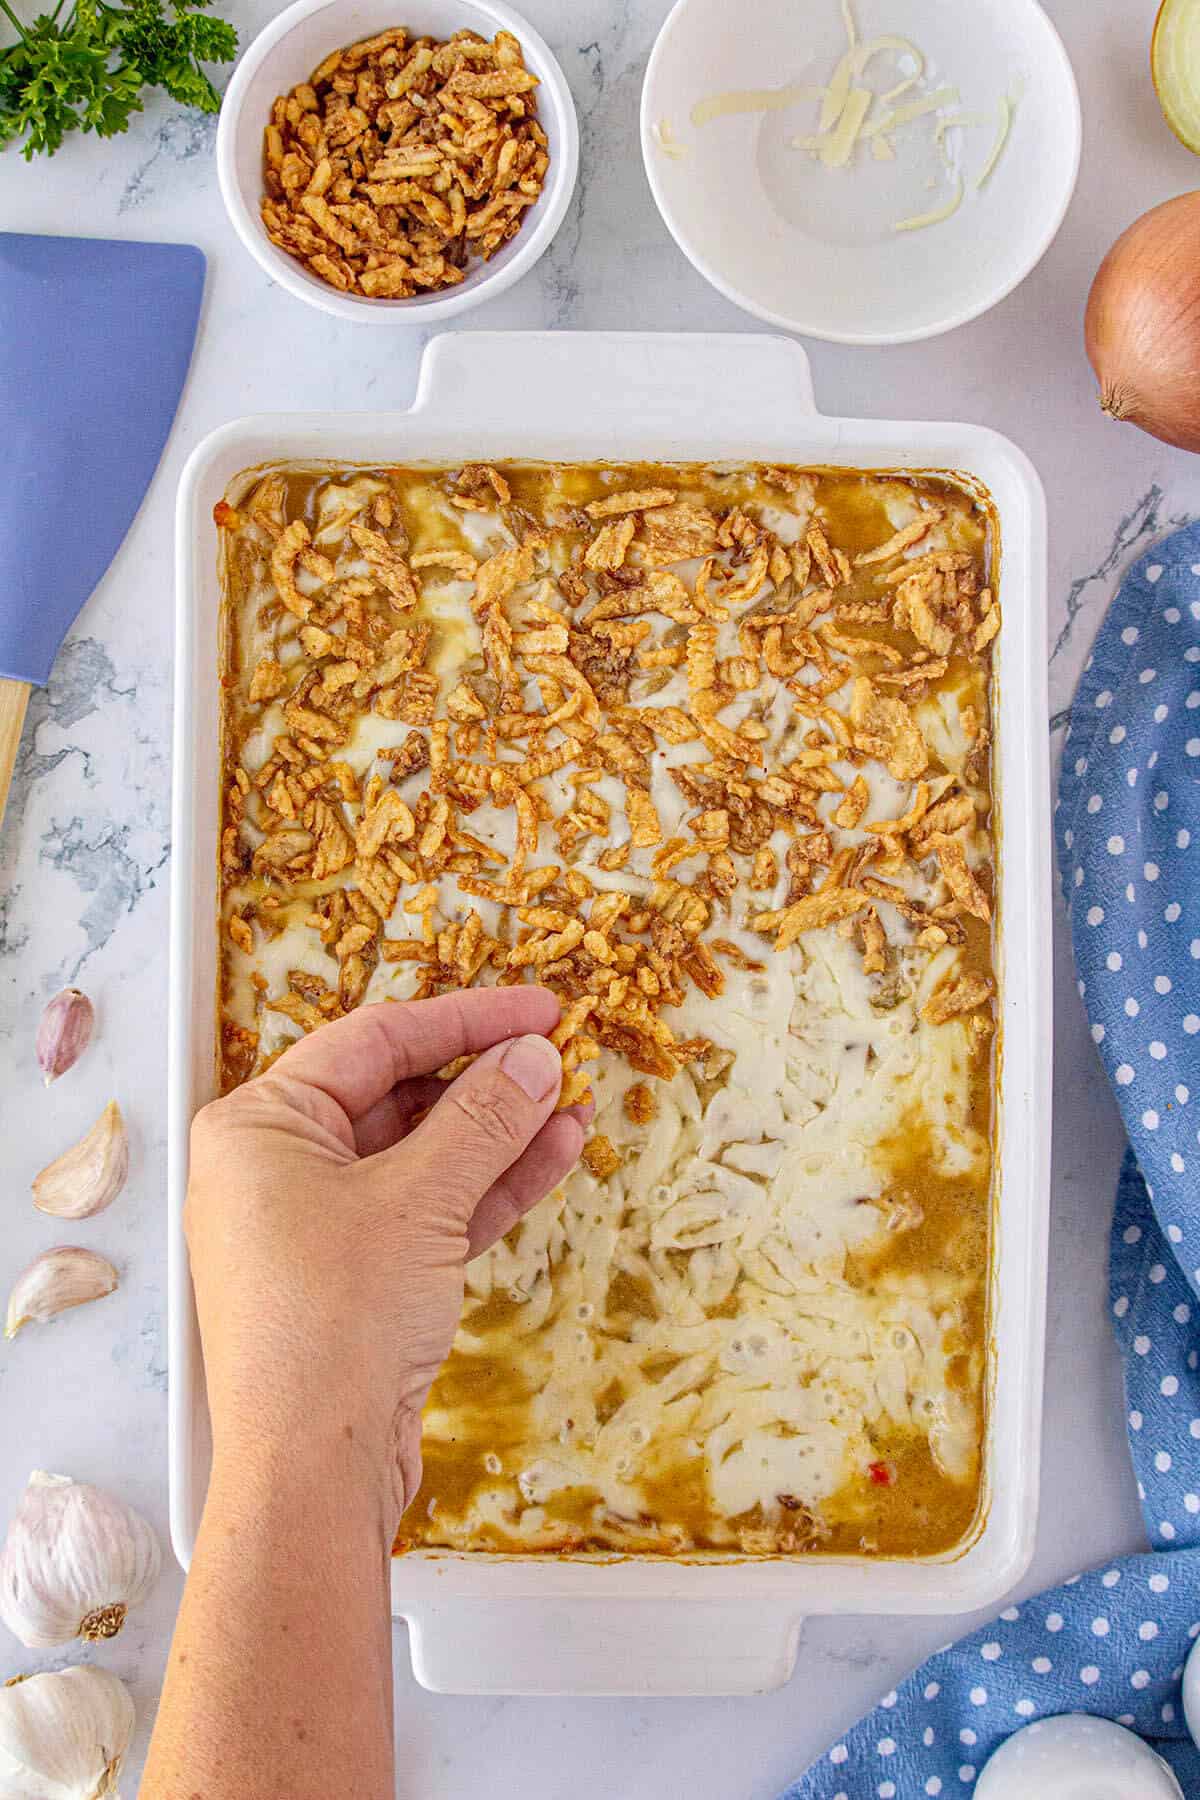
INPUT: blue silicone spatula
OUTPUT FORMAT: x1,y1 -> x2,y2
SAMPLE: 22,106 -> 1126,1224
0,233 -> 205,831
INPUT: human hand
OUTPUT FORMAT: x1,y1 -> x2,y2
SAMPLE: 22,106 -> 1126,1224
185,987 -> 586,1525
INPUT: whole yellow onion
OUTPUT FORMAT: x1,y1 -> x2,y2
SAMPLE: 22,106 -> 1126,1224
1085,190 -> 1200,453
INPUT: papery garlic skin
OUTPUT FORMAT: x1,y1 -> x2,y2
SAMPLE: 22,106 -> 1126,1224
4,1250 -> 119,1340
0,1666 -> 134,1800
0,1474 -> 160,1650
32,1105 -> 128,1222
35,991 -> 95,1086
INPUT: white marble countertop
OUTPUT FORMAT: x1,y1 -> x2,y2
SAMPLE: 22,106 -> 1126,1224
1,0 -> 1197,1791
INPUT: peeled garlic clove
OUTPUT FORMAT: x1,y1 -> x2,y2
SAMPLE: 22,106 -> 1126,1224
34,990 -> 95,1087
32,1105 -> 128,1221
0,1666 -> 134,1800
0,1473 -> 161,1650
4,1250 -> 118,1341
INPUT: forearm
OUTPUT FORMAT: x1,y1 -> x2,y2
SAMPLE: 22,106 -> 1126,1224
158,993 -> 579,1796
143,1427 -> 397,1800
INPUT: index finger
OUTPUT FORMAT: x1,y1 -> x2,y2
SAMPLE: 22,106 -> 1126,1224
265,986 -> 561,1121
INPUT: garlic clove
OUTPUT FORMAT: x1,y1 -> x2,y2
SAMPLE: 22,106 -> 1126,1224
4,1250 -> 118,1341
35,990 -> 95,1087
0,1473 -> 161,1651
0,1665 -> 134,1799
32,1105 -> 128,1222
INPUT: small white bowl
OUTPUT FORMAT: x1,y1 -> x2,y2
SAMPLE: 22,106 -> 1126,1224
641,0 -> 1081,346
217,0 -> 579,324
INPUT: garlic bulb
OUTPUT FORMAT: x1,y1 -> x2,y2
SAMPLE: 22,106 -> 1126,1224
5,1250 -> 119,1340
0,1475 -> 160,1649
0,1667 -> 133,1800
35,990 -> 95,1086
32,1105 -> 128,1221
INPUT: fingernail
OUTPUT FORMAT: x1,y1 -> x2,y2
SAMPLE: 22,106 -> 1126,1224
501,1034 -> 561,1101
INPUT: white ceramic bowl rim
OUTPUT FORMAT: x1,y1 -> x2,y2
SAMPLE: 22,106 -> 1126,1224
216,0 -> 579,324
639,0 -> 1082,346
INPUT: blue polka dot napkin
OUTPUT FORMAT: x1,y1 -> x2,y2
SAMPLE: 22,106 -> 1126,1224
1059,529 -> 1200,1260
783,526 -> 1200,1798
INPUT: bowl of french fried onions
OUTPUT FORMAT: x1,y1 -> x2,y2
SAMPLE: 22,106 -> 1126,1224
217,0 -> 579,321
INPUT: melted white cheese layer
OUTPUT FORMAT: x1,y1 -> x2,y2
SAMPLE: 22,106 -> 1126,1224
442,924 -> 984,1540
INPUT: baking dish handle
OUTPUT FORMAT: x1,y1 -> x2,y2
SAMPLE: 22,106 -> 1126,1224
411,331 -> 818,435
403,1597 -> 803,1696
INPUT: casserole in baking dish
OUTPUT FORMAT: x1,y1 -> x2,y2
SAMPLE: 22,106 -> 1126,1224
215,457 -> 997,1562
171,333 -> 1051,1693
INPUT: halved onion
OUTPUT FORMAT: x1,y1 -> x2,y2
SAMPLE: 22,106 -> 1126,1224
1153,0 -> 1200,154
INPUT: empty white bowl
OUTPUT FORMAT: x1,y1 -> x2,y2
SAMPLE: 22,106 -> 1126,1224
217,0 -> 579,324
640,0 -> 1081,345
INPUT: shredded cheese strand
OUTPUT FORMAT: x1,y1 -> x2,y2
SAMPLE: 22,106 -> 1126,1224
975,93 -> 1014,189
857,35 -> 924,84
892,177 -> 964,233
819,47 -> 855,133
821,86 -> 873,167
822,31 -> 923,137
820,0 -> 859,129
933,111 -> 991,147
690,82 -> 823,127
861,85 -> 960,139
880,66 -> 922,106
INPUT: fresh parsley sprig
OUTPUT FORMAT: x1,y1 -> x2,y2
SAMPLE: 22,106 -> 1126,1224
0,0 -> 237,158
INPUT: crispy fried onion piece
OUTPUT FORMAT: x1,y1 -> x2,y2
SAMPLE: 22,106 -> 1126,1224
306,798 -> 355,880
348,525 -> 421,610
974,589 -> 1000,651
929,832 -> 991,922
752,887 -> 870,950
249,659 -> 289,703
638,503 -> 718,564
865,781 -> 930,837
849,677 -> 927,781
911,790 -> 975,852
854,510 -> 939,567
860,908 -> 888,974
411,548 -> 479,579
581,1133 -> 620,1178
626,786 -> 662,848
473,540 -> 538,612
585,486 -> 676,519
272,520 -> 334,619
806,522 -> 850,589
713,539 -> 770,609
923,970 -> 995,1025
355,789 -> 415,859
892,566 -> 954,655
833,774 -> 869,830
686,620 -> 717,694
584,570 -> 697,627
584,515 -> 636,571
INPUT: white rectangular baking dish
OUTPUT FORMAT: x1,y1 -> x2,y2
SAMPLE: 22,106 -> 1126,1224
169,331 -> 1052,1696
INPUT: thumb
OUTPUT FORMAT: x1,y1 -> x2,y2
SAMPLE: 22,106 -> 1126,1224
387,1032 -> 563,1224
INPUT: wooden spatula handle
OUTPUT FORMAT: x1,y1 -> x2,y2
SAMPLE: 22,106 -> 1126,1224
0,677 -> 31,834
